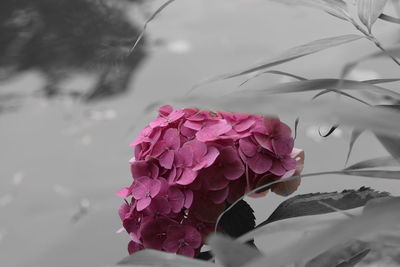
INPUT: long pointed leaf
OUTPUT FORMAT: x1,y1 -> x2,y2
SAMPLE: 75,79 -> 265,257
345,129 -> 364,166
194,35 -> 363,87
270,0 -> 351,21
239,70 -> 307,87
344,156 -> 400,170
357,0 -> 389,33
343,170 -> 400,179
253,78 -> 400,99
379,13 -> 400,24
129,0 -> 177,53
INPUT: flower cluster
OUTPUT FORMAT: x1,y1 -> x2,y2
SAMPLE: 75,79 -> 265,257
118,105 -> 304,257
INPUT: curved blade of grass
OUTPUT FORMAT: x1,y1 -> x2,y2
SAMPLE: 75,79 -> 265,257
345,129 -> 364,166
294,117 -> 300,140
344,156 -> 399,170
129,0 -> 177,54
335,248 -> 371,267
362,78 -> 400,84
254,79 -> 400,99
312,89 -> 372,106
379,13 -> 400,24
343,170 -> 400,179
312,78 -> 400,105
207,234 -> 261,267
357,0 -> 389,33
194,35 -> 363,88
271,0 -> 351,21
319,125 -> 339,137
117,249 -> 215,267
239,70 -> 307,87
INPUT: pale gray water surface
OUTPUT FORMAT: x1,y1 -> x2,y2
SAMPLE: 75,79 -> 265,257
1,0 -> 400,266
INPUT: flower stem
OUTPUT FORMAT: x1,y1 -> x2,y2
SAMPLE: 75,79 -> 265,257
351,18 -> 400,67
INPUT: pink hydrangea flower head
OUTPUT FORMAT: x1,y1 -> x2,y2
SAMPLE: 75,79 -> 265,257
119,106 -> 304,258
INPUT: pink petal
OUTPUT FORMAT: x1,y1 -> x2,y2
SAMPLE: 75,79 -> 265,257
224,161 -> 245,180
163,239 -> 180,253
183,225 -> 202,248
149,196 -> 171,215
168,187 -> 185,213
159,150 -> 175,169
205,173 -> 230,190
168,109 -> 185,122
272,137 -> 294,156
158,105 -> 173,116
193,146 -> 220,171
247,153 -> 272,174
277,122 -> 292,138
254,133 -> 273,151
118,203 -> 130,220
131,161 -> 159,179
186,140 -> 207,160
167,225 -> 186,240
263,117 -> 281,134
177,246 -> 195,257
177,168 -> 198,185
150,179 -> 161,197
188,112 -> 205,121
196,120 -> 232,142
129,232 -> 141,244
183,120 -> 203,131
270,160 -> 286,176
180,125 -> 196,138
151,140 -> 167,157
234,117 -> 256,132
282,157 -> 297,171
208,187 -> 229,204
176,146 -> 193,167
128,241 -> 144,254
239,138 -> 257,157
164,128 -> 180,149
137,197 -> 151,211
184,189 -> 194,208
117,187 -> 131,198
132,180 -> 148,200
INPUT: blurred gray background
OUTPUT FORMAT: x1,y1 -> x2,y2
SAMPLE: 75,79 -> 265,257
1,0 -> 400,266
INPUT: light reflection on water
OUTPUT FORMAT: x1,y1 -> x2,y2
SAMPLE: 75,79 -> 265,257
0,0 -> 399,266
